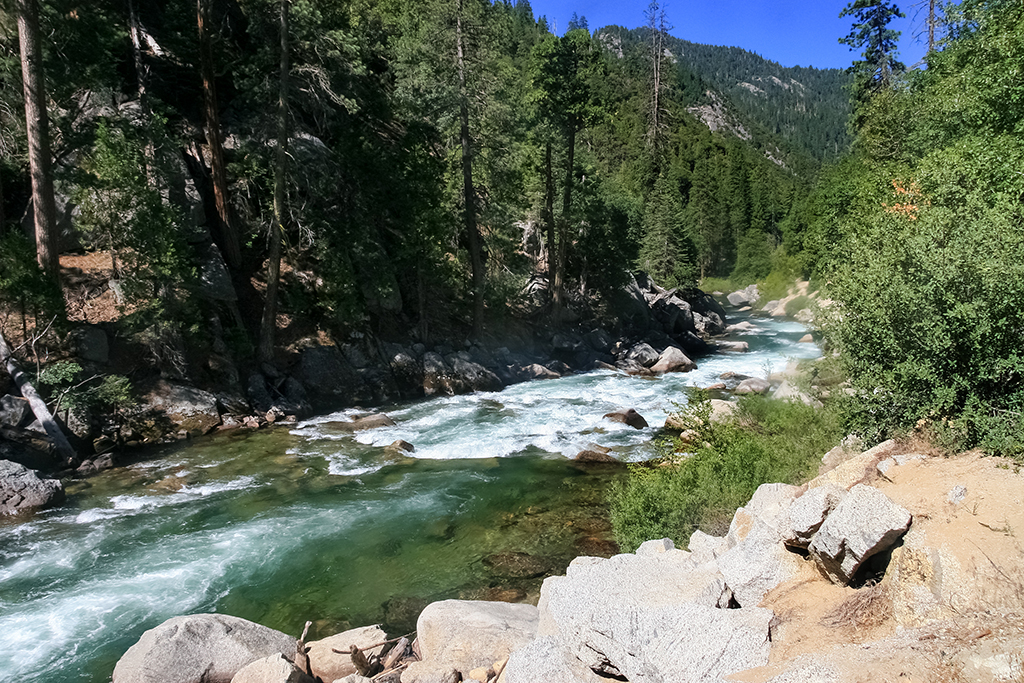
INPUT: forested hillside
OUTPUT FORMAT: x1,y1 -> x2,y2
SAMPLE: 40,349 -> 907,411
595,26 -> 853,170
0,0 -> 848,394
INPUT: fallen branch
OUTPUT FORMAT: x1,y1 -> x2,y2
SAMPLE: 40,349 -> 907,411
0,328 -> 78,464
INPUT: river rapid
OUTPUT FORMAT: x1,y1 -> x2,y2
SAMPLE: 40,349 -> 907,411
0,314 -> 818,683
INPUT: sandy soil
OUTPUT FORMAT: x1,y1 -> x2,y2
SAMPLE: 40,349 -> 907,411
735,450 -> 1024,683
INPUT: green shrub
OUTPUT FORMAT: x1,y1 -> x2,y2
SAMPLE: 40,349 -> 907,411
609,392 -> 843,552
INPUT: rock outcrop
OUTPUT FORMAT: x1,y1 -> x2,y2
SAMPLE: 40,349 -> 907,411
0,459 -> 65,514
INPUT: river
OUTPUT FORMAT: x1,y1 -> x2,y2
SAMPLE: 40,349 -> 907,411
0,314 -> 818,683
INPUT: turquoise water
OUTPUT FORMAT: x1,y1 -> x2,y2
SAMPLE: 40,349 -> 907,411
0,315 -> 818,682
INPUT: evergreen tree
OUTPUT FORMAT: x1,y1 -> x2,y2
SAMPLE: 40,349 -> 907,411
839,0 -> 906,120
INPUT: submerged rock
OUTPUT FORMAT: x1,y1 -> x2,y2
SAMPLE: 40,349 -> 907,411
483,552 -> 550,578
327,413 -> 396,432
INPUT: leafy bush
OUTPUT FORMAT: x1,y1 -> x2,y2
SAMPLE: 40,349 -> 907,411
609,391 -> 843,552
811,3 -> 1024,458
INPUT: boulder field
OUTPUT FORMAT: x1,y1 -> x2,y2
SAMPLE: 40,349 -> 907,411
111,440 -> 1024,683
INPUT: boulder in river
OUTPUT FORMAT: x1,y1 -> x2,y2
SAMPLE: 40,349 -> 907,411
521,363 -> 560,380
327,413 -> 396,432
112,614 -> 297,683
603,408 -> 649,430
649,346 -> 696,374
450,357 -> 504,393
0,459 -> 65,514
734,377 -> 771,395
624,342 -> 659,368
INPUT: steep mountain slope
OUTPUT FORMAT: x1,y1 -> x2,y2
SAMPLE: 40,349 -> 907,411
596,26 -> 852,166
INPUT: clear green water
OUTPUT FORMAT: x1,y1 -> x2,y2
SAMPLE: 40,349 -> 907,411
0,315 -> 818,682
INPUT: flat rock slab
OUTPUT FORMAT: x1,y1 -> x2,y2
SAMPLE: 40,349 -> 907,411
327,414 -> 396,432
809,484 -> 913,584
112,614 -> 297,683
413,600 -> 538,677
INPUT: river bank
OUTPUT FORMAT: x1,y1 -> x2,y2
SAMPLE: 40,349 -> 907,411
0,306 -> 819,682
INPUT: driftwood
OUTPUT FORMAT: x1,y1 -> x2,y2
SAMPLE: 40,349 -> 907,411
381,636 -> 409,670
0,329 -> 77,464
294,621 -> 313,676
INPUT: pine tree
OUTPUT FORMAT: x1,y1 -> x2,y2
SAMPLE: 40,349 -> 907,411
839,0 -> 905,116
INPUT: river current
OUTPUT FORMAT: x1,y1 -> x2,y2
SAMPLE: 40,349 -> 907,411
0,314 -> 818,682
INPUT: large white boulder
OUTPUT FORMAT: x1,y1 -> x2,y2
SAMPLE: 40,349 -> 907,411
112,614 -> 297,683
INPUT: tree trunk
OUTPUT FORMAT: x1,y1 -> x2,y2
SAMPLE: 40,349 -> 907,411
16,0 -> 60,280
456,0 -> 485,339
128,0 -> 158,181
552,122 -> 576,323
544,140 -> 555,294
0,329 -> 77,465
0,170 -> 6,236
197,0 -> 241,271
927,0 -> 936,53
258,0 -> 289,364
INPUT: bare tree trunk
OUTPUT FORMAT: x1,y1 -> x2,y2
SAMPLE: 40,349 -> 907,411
128,0 -> 158,182
417,264 -> 429,344
197,0 -> 241,271
552,123 -> 576,323
456,0 -> 485,339
16,0 -> 60,280
0,329 -> 77,465
0,170 -> 6,236
543,140 -> 555,293
927,0 -> 936,53
258,0 -> 289,365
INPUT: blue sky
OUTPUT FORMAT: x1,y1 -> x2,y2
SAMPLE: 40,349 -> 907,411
528,1 -> 929,70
